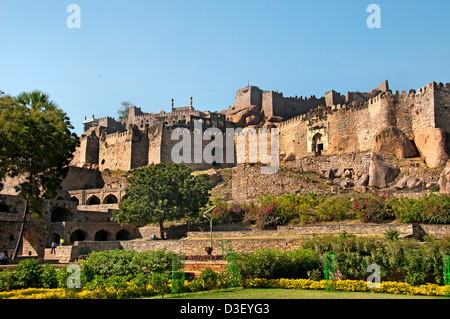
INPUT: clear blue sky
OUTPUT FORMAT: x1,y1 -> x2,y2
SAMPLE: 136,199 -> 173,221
1,0 -> 449,134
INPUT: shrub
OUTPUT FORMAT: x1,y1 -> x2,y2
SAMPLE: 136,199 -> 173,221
0,270 -> 15,291
219,203 -> 247,223
273,249 -> 321,279
307,269 -> 322,281
255,201 -> 282,229
41,264 -> 58,288
205,193 -> 450,227
84,274 -> 131,299
187,269 -> 229,292
238,248 -> 320,280
208,200 -> 255,224
390,194 -> 450,224
81,249 -> 172,283
14,259 -> 42,289
56,265 -> 72,289
148,272 -> 171,297
352,193 -> 395,223
238,249 -> 279,280
242,201 -> 258,225
300,235 -> 450,285
315,196 -> 355,223
198,268 -> 219,290
384,227 -> 400,241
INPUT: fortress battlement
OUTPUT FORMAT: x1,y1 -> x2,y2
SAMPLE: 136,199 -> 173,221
103,130 -> 130,141
71,79 -> 450,172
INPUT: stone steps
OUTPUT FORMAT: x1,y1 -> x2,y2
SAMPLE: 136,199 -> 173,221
44,247 -> 73,264
184,260 -> 228,273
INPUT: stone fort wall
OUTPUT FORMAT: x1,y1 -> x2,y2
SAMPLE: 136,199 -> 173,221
70,81 -> 450,174
264,81 -> 450,161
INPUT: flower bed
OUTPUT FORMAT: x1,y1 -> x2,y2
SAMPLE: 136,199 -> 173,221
245,278 -> 449,297
1,278 -> 448,299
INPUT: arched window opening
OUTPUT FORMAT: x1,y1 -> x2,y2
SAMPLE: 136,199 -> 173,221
94,230 -> 110,241
116,229 -> 131,240
103,194 -> 118,204
70,196 -> 79,205
70,229 -> 86,243
86,195 -> 100,205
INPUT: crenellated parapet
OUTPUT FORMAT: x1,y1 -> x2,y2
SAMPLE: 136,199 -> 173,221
72,80 -> 450,172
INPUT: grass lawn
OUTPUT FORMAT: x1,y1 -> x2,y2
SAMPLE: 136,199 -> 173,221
149,288 -> 447,299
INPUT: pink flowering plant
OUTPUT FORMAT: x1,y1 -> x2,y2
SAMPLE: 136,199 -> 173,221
352,193 -> 395,223
389,194 -> 450,224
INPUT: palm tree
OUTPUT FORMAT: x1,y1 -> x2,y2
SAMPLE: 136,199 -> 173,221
0,90 -> 79,261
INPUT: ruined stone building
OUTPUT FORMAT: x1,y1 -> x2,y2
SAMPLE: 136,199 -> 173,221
70,79 -> 450,173
276,80 -> 450,167
2,79 -> 450,261
0,167 -> 136,261
221,80 -> 450,169
71,98 -> 232,172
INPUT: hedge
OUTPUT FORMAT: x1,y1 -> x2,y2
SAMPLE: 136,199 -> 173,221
245,278 -> 449,297
1,278 -> 448,299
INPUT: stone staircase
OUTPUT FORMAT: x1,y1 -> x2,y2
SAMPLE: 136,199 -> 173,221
184,260 -> 228,280
44,246 -> 74,264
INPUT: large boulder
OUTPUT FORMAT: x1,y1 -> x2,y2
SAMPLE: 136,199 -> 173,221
324,169 -> 335,180
372,126 -> 419,159
328,135 -> 359,155
414,128 -> 449,168
354,174 -> 369,186
394,175 -> 410,189
267,115 -> 284,123
229,105 -> 261,127
406,176 -> 420,189
245,114 -> 262,126
439,161 -> 450,195
368,152 -> 400,188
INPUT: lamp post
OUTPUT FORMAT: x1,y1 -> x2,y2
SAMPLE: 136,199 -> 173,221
202,205 -> 216,260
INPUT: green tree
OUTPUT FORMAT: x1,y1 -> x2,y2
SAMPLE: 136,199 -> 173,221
117,101 -> 135,121
0,90 -> 79,260
114,163 -> 211,239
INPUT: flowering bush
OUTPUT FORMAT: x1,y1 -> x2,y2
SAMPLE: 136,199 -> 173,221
212,202 -> 243,223
245,278 -> 448,296
209,193 -> 450,226
352,193 -> 395,223
389,194 -> 450,224
209,200 -> 258,225
254,201 -> 282,229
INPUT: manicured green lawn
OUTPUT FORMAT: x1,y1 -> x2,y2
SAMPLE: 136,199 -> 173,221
150,288 -> 447,299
